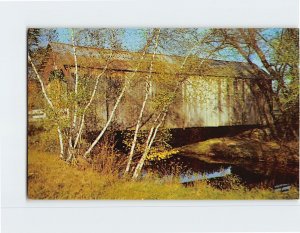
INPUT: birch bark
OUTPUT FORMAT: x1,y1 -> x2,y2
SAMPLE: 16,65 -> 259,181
28,54 -> 65,158
83,81 -> 127,158
131,45 -> 216,179
73,52 -> 113,148
66,29 -> 80,161
83,32 -> 155,158
132,111 -> 167,179
125,29 -> 160,174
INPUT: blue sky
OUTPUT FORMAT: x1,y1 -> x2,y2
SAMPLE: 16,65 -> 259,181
51,28 -> 147,51
40,28 -> 280,68
55,28 -> 71,43
122,29 -> 146,51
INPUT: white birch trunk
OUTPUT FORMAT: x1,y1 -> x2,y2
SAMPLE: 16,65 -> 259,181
124,89 -> 149,173
65,29 -> 80,162
83,66 -> 144,158
132,112 -> 167,179
131,42 -> 217,178
124,29 -> 160,174
71,29 -> 79,131
28,55 -> 54,109
67,136 -> 74,162
28,54 -> 65,158
82,32 -> 155,158
75,29 -> 149,158
83,81 -> 127,158
57,126 -> 65,159
73,53 -> 113,149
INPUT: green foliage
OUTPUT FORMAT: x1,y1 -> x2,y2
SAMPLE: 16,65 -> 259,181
271,29 -> 299,137
49,70 -> 65,82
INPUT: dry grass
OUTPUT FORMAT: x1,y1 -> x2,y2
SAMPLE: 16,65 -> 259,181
28,149 -> 109,199
89,139 -> 127,176
179,137 -> 299,165
28,149 -> 299,200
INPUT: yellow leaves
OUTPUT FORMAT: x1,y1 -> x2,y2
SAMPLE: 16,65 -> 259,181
146,148 -> 179,161
47,79 -> 68,109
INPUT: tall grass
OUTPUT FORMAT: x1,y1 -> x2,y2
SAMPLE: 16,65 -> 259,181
89,137 -> 127,176
27,149 -> 299,200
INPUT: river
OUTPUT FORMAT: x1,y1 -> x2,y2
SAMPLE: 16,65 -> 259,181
144,154 -> 299,189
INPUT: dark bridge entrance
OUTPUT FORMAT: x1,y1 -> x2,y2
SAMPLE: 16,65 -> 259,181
88,124 -> 262,151
168,124 -> 262,147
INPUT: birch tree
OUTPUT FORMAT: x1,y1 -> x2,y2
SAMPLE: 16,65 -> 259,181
66,29 -> 116,161
124,28 -> 161,175
28,29 -> 116,161
28,55 -> 65,158
131,77 -> 184,179
131,38 -> 220,179
83,30 -> 157,158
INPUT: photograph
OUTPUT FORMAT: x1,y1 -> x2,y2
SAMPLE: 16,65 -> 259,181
27,28 -> 299,200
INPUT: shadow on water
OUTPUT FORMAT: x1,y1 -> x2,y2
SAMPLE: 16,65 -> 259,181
144,154 -> 299,189
86,127 -> 298,190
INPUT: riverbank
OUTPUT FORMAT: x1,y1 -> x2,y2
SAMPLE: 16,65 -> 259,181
28,149 -> 299,199
178,129 -> 299,166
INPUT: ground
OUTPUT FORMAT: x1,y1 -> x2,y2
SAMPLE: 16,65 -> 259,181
179,130 -> 299,166
28,149 -> 299,200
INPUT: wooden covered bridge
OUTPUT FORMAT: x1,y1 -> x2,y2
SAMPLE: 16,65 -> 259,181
37,42 -> 270,130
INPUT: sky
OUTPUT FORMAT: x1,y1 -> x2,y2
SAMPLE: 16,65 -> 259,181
38,28 -> 281,68
50,28 -> 147,52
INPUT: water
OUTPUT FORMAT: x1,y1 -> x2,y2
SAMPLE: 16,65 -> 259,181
145,154 -> 299,189
179,166 -> 232,183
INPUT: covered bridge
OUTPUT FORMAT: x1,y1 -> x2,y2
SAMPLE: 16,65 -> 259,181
38,42 -> 270,130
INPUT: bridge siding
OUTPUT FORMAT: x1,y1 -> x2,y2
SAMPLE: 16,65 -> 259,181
40,46 -> 267,130
91,74 -> 265,130
39,69 -> 265,130
174,76 -> 260,128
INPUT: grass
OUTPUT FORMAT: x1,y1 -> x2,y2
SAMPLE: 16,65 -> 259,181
28,149 -> 299,200
179,137 -> 299,165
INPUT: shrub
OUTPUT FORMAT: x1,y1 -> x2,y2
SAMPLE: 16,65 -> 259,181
90,135 -> 127,176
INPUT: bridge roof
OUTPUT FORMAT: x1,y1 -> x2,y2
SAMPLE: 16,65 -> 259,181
41,42 -> 254,78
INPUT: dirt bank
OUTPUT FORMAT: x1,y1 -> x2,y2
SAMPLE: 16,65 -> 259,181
178,129 -> 299,166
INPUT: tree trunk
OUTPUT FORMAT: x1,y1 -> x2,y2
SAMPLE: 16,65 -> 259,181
57,126 -> 65,159
28,54 -> 66,159
66,29 -> 79,162
83,81 -> 127,158
73,53 -> 113,149
124,85 -> 150,174
132,112 -> 166,179
125,29 -> 160,175
82,32 -> 155,158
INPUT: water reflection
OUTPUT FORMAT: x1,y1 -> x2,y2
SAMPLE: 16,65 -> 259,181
180,166 -> 232,184
145,154 -> 299,189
